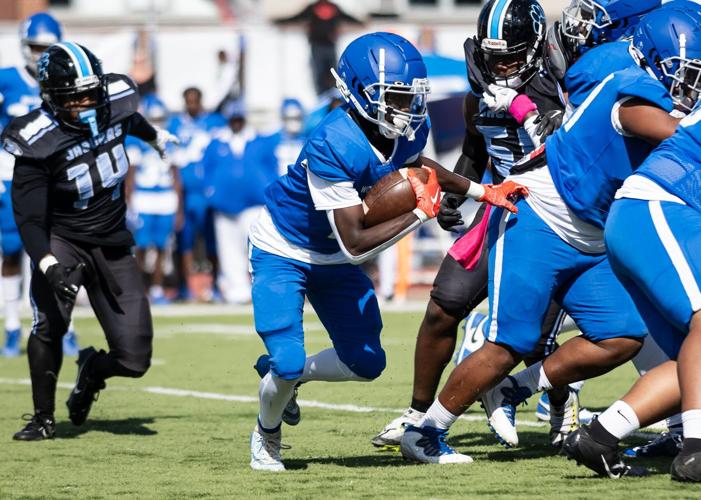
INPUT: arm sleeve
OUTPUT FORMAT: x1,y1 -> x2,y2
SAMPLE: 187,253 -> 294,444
128,112 -> 158,143
11,158 -> 51,264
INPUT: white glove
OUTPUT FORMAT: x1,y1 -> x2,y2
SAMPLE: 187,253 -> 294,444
483,84 -> 519,113
148,128 -> 180,160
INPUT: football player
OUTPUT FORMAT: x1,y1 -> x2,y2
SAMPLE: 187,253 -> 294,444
0,12 -> 80,357
400,3 -> 694,465
6,43 -> 177,440
564,8 -> 701,481
246,31 -> 527,471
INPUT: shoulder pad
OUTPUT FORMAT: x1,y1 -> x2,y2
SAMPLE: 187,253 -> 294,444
616,67 -> 674,112
1,108 -> 59,160
106,73 -> 140,121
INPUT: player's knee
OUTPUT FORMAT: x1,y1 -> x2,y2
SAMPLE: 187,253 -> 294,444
32,311 -> 68,343
117,352 -> 151,377
596,336 -> 644,364
269,347 -> 306,380
429,290 -> 468,320
338,344 -> 386,380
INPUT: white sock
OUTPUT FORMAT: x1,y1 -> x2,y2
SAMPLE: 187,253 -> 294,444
149,285 -> 164,298
2,274 -> 22,332
569,380 -> 585,392
597,400 -> 640,440
67,320 -> 76,335
682,409 -> 701,440
257,372 -> 298,432
668,413 -> 683,436
298,348 -> 368,383
420,399 -> 459,430
510,361 -> 552,395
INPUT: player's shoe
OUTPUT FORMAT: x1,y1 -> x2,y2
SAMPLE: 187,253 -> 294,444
371,408 -> 425,448
66,347 -> 106,426
549,390 -> 580,448
562,425 -> 649,478
13,413 -> 55,441
2,328 -> 21,357
400,425 -> 473,464
536,392 -> 599,425
250,423 -> 285,471
254,354 -> 301,426
624,432 -> 683,458
480,376 -> 530,448
62,330 -> 80,356
671,450 -> 701,482
454,311 -> 488,365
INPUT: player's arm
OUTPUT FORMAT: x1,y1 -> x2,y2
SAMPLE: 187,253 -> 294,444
618,99 -> 682,145
11,158 -> 51,265
128,112 -> 179,159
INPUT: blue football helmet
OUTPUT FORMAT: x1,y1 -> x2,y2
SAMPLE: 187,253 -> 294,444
331,32 -> 430,141
20,12 -> 63,75
281,98 -> 305,136
141,94 -> 168,125
632,6 -> 701,111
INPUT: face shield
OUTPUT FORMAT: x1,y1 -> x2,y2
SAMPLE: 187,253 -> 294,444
665,56 -> 701,112
562,0 -> 611,48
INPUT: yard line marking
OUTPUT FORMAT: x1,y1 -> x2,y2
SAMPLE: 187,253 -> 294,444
0,377 -> 544,428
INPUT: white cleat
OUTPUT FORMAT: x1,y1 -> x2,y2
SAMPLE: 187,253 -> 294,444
400,425 -> 473,464
371,408 -> 425,447
549,390 -> 580,448
250,425 -> 285,472
480,376 -> 531,448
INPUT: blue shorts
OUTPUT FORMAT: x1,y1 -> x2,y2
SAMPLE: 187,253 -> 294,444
250,245 -> 385,381
134,213 -> 175,251
176,200 -> 216,255
606,198 -> 701,359
0,184 -> 22,256
486,199 -> 647,355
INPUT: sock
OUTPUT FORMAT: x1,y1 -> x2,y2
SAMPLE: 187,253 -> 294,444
596,400 -> 640,440
149,285 -> 164,298
668,413 -> 684,436
27,335 -> 63,417
298,348 -> 367,383
420,399 -> 459,430
410,398 -> 432,414
682,409 -> 701,440
2,274 -> 22,332
258,372 -> 298,432
511,361 -> 552,395
569,380 -> 585,392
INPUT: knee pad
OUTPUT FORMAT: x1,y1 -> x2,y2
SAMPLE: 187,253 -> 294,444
337,344 -> 386,380
269,344 -> 306,380
115,351 -> 151,377
31,310 -> 68,344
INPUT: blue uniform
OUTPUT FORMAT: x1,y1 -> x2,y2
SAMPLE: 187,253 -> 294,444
606,103 -> 701,358
0,66 -> 40,256
250,106 -> 428,380
486,66 -> 671,355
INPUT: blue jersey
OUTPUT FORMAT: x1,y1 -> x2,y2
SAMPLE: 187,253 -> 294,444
637,102 -> 701,213
0,66 -> 40,131
546,65 -> 673,229
126,136 -> 174,194
565,41 -> 634,109
265,106 -> 429,254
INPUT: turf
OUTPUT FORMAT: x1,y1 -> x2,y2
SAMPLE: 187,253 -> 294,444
1,309 -> 700,499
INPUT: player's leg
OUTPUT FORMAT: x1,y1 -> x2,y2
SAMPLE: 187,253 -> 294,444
175,207 -> 197,301
1,251 -> 23,357
149,213 -> 175,305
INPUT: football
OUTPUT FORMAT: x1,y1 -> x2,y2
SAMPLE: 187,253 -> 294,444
362,167 -> 429,227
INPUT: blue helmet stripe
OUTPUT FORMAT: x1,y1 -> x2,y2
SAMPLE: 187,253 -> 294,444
61,42 -> 92,78
489,0 -> 508,39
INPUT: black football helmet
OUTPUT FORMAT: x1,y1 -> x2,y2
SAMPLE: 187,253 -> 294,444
474,0 -> 547,89
38,42 -> 109,136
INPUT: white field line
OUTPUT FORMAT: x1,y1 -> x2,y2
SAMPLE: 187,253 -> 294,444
0,377 -> 544,428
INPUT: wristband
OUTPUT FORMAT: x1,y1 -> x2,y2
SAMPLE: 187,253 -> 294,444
39,255 -> 59,274
412,207 -> 429,223
465,182 -> 486,201
509,94 -> 538,124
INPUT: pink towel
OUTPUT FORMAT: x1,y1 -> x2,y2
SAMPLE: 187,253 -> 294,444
448,204 -> 492,271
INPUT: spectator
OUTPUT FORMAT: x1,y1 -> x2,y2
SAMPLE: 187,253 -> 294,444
125,94 -> 183,305
275,0 -> 363,95
204,100 -> 278,304
166,87 -> 226,301
129,27 -> 158,96
271,98 -> 307,176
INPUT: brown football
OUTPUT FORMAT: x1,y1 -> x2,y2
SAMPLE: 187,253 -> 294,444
362,167 -> 429,227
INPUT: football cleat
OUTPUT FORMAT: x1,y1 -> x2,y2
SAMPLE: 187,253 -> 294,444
624,432 -> 683,458
400,425 -> 473,464
62,330 -> 80,356
454,311 -> 488,365
671,450 -> 701,482
563,425 -> 649,478
480,376 -> 531,448
371,408 -> 425,448
254,354 -> 301,426
549,390 -> 580,448
13,413 -> 55,441
250,424 -> 285,471
536,391 -> 599,425
2,328 -> 21,357
66,347 -> 106,426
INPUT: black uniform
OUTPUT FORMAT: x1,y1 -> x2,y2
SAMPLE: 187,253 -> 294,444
4,73 -> 155,417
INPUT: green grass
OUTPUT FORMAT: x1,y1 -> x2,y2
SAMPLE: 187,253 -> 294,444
1,310 -> 700,499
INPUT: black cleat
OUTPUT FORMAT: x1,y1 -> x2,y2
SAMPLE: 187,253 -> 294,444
563,425 -> 650,478
671,451 -> 701,482
13,413 -> 55,441
66,347 -> 106,426
624,432 -> 682,458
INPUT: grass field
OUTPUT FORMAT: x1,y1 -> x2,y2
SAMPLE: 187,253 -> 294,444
1,307 -> 700,499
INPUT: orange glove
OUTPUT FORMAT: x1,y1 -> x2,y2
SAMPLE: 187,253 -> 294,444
479,181 -> 529,214
408,166 -> 442,221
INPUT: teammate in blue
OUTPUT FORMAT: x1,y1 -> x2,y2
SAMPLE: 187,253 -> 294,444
401,5 -> 695,466
246,31 -> 527,471
0,12 -> 80,357
166,87 -> 225,301
271,98 -> 307,176
563,9 -> 701,482
125,94 -> 182,305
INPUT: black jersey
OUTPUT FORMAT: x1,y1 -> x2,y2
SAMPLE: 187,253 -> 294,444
4,74 -> 157,264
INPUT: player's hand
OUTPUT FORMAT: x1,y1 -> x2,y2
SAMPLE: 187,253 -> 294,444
45,263 -> 85,303
149,128 -> 180,160
408,166 -> 442,221
534,110 -> 564,140
483,84 -> 519,113
437,193 -> 466,231
479,181 -> 529,214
